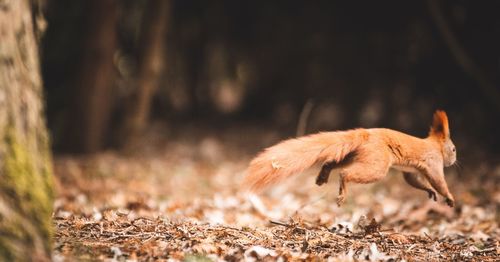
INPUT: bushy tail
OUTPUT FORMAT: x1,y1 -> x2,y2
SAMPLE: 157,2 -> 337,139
244,129 -> 366,192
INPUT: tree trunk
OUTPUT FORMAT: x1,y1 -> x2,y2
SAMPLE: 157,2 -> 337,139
121,0 -> 170,150
64,0 -> 118,153
0,0 -> 54,260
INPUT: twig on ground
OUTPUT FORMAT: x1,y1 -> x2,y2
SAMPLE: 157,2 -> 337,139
296,99 -> 314,136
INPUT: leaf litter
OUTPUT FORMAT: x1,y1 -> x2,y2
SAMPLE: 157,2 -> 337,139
53,126 -> 499,261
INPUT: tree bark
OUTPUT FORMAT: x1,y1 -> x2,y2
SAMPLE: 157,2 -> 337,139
121,0 -> 170,150
64,0 -> 118,153
0,0 -> 54,260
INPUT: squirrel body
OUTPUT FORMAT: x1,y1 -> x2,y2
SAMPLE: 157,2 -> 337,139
244,110 -> 457,207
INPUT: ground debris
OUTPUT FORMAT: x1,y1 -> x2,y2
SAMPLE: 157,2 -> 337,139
52,131 -> 500,261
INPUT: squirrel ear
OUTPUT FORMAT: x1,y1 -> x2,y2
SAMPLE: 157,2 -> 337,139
430,110 -> 450,139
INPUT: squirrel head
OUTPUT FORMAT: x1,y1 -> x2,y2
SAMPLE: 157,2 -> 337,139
429,110 -> 456,167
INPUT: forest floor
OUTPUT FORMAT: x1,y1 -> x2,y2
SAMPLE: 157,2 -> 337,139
52,123 -> 499,261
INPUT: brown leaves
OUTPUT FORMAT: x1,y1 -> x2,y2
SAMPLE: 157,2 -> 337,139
54,199 -> 499,261
52,133 -> 500,261
358,217 -> 382,235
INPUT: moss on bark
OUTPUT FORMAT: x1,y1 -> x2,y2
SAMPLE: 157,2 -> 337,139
0,128 -> 54,260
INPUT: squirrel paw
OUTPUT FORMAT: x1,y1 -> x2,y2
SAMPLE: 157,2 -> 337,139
445,197 -> 455,207
316,176 -> 328,186
426,190 -> 437,201
336,195 -> 345,207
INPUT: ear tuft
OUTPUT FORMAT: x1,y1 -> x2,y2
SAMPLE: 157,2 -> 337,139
430,110 -> 450,139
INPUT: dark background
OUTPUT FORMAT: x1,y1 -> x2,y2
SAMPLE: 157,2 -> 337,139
41,0 -> 500,164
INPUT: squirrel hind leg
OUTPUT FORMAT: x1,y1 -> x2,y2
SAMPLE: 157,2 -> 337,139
336,173 -> 347,206
316,153 -> 357,186
316,162 -> 335,186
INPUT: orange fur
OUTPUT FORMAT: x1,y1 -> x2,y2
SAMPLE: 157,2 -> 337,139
244,110 -> 456,207
244,130 -> 367,192
429,110 -> 450,139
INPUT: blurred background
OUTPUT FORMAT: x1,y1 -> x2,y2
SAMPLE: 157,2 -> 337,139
43,1 -> 499,258
42,0 -> 500,164
3,1 -> 499,259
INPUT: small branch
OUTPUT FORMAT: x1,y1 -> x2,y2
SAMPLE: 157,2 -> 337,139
295,192 -> 327,213
296,99 -> 314,136
269,220 -> 290,227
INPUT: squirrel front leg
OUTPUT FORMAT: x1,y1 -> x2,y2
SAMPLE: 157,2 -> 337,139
403,172 -> 437,201
421,167 -> 455,207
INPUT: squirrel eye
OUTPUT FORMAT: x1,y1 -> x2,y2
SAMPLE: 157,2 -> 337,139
452,147 -> 456,152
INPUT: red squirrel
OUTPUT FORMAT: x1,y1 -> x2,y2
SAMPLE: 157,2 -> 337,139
244,110 -> 456,207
